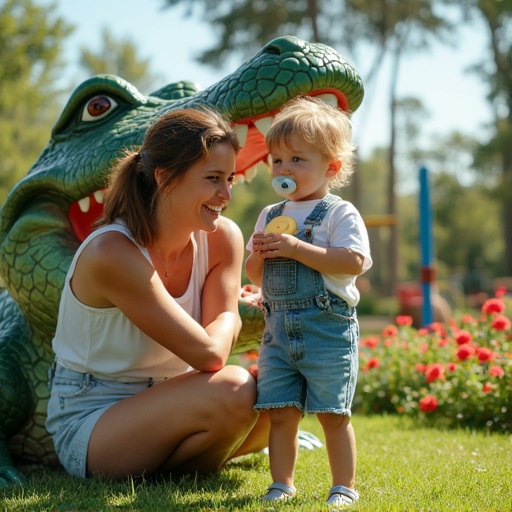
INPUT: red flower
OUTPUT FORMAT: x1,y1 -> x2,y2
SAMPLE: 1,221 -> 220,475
492,315 -> 511,331
382,324 -> 398,337
438,337 -> 449,347
362,336 -> 380,349
415,363 -> 426,373
495,286 -> 507,298
417,328 -> 429,336
396,315 -> 413,326
430,322 -> 446,336
476,347 -> 494,362
447,362 -> 457,372
482,298 -> 505,315
489,365 -> 505,378
248,364 -> 259,379
482,383 -> 494,393
425,363 -> 445,383
419,395 -> 438,413
460,314 -> 476,325
456,344 -> 474,361
243,349 -> 259,361
367,357 -> 380,368
419,342 -> 429,354
455,330 -> 472,345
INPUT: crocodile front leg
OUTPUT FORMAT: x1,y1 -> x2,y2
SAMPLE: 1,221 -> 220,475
0,439 -> 27,487
0,340 -> 33,486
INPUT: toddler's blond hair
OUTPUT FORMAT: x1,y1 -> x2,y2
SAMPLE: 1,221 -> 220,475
266,96 -> 357,189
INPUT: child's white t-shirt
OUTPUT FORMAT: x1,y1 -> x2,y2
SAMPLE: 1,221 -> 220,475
247,197 -> 372,307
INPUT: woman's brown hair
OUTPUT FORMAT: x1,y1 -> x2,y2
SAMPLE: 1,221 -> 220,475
96,107 -> 240,246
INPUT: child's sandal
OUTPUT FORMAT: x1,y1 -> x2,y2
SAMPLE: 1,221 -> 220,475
262,482 -> 297,501
326,485 -> 359,507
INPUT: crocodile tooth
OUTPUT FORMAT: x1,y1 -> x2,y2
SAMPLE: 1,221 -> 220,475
78,196 -> 90,213
245,165 -> 259,183
93,190 -> 105,204
254,117 -> 273,136
234,124 -> 248,147
316,93 -> 338,109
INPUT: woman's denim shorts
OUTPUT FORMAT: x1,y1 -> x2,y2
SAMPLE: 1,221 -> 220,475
46,363 -> 155,478
255,294 -> 359,415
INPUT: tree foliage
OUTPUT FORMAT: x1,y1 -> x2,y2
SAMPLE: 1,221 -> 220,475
79,28 -> 158,94
0,0 -> 73,203
455,0 -> 512,274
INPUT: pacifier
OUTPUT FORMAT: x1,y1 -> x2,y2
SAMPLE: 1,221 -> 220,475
272,176 -> 297,196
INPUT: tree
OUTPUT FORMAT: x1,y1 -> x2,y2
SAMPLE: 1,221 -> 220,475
79,28 -> 158,94
0,0 -> 73,203
449,0 -> 512,275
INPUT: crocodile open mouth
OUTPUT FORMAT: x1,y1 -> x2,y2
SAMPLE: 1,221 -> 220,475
68,91 -> 344,243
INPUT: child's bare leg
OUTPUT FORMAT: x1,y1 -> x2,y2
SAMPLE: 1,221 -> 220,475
267,406 -> 303,487
316,413 -> 356,488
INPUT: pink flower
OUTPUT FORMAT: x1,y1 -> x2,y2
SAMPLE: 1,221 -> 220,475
417,328 -> 429,336
489,365 -> 505,378
455,330 -> 472,345
382,324 -> 398,337
396,315 -> 413,326
476,347 -> 494,362
419,395 -> 438,413
426,363 -> 445,383
456,344 -> 474,361
482,298 -> 505,315
492,315 -> 511,331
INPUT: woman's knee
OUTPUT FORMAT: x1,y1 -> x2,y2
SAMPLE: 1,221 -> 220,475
215,365 -> 258,424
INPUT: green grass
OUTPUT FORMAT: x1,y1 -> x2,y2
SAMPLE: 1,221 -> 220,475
2,415 -> 511,511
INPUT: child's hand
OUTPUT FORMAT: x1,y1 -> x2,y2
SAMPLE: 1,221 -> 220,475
252,231 -> 299,259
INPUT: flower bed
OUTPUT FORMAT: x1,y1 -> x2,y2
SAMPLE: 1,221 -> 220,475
356,291 -> 512,433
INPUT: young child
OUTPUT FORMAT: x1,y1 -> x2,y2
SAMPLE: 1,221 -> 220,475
245,96 -> 372,507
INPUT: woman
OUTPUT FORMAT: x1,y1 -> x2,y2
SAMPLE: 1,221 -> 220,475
46,107 -> 268,479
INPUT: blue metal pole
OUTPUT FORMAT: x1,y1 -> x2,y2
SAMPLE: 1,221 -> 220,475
419,166 -> 434,326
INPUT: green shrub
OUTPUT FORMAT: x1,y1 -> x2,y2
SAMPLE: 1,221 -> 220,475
356,293 -> 512,432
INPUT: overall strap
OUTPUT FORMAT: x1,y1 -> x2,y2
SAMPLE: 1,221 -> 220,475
265,200 -> 289,224
304,193 -> 341,227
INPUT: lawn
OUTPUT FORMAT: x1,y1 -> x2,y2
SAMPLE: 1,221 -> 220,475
2,414 -> 510,511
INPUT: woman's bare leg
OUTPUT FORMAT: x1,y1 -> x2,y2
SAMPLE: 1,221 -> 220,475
87,365 -> 258,477
231,410 -> 270,457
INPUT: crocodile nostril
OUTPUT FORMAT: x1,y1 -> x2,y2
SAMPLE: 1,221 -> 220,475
264,44 -> 281,56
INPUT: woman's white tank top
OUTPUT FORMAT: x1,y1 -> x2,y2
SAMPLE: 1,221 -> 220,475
52,222 -> 208,381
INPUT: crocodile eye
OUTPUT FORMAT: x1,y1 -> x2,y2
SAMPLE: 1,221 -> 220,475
82,95 -> 118,122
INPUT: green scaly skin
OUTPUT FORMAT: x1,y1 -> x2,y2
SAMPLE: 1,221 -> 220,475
0,36 -> 363,485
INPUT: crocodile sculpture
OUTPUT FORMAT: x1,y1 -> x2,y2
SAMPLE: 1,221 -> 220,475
0,36 -> 364,486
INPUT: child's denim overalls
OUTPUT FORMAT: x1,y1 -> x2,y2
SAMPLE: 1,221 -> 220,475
254,194 -> 359,415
